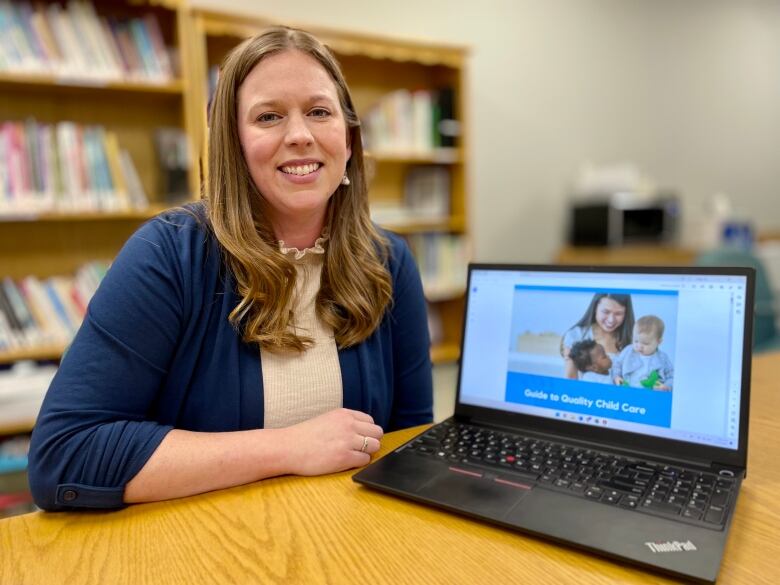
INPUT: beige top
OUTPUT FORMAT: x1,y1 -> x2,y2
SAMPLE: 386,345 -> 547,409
261,236 -> 343,428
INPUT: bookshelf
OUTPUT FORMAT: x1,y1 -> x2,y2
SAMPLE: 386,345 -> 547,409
186,9 -> 471,364
0,0 -> 199,408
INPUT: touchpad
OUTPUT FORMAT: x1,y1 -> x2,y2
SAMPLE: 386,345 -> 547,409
417,470 -> 532,521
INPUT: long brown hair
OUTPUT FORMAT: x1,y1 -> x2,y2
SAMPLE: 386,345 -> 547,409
207,26 -> 392,352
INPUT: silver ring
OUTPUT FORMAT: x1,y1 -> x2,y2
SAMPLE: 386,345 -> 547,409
360,435 -> 369,453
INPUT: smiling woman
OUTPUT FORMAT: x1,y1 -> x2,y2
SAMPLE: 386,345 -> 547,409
561,293 -> 635,379
26,27 -> 433,512
236,50 -> 351,245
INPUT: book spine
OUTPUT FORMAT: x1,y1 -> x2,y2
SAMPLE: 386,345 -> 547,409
0,123 -> 9,212
119,148 -> 148,209
43,279 -> 76,336
15,1 -> 46,71
129,18 -> 159,81
0,285 -> 24,348
45,4 -> 77,77
19,277 -> 65,343
142,13 -> 171,79
103,130 -> 129,209
29,7 -> 62,69
50,277 -> 83,333
2,277 -> 40,345
0,1 -> 23,70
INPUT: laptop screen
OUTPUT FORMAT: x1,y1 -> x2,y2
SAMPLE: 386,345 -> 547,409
458,268 -> 748,451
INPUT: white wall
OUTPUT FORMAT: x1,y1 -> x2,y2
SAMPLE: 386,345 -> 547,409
191,0 -> 780,262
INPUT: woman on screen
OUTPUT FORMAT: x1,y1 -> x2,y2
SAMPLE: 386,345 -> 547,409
561,293 -> 634,379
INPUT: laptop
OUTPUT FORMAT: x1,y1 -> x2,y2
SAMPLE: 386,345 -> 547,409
354,264 -> 754,583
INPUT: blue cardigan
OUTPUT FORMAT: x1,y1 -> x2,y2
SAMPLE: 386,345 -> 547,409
27,205 -> 433,511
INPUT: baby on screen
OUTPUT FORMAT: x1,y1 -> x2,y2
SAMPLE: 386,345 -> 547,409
568,340 -> 613,384
613,315 -> 674,391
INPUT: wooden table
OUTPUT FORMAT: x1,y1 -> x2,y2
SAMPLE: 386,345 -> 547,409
2,354 -> 779,584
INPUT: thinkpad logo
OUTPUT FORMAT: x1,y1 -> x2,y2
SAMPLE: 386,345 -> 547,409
645,540 -> 698,553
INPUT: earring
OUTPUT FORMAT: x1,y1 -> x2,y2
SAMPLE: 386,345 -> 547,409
341,174 -> 350,186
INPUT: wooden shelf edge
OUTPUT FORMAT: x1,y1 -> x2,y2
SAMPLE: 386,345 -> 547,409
0,345 -> 66,365
424,286 -> 466,303
0,72 -> 185,95
431,343 -> 460,364
0,204 -> 175,223
194,10 -> 467,67
366,149 -> 462,165
0,421 -> 36,436
380,216 -> 466,234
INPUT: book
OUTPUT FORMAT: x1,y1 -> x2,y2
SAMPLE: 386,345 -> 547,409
143,13 -> 171,79
0,284 -> 24,346
154,127 -> 190,202
404,165 -> 451,220
434,87 -> 460,148
43,279 -> 77,336
129,17 -> 160,80
2,277 -> 40,345
0,119 -> 146,215
20,276 -> 68,343
406,233 -> 469,300
119,148 -> 148,209
363,87 -> 459,154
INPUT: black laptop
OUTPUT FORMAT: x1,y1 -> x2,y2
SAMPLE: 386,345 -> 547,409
354,264 -> 753,583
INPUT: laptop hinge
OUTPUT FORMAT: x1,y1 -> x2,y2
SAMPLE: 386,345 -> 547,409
461,416 -> 727,472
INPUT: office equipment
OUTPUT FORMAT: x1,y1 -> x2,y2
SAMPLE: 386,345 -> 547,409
355,264 -> 754,582
569,194 -> 679,247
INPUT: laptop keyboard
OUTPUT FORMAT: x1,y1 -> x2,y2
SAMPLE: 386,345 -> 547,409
405,421 -> 736,529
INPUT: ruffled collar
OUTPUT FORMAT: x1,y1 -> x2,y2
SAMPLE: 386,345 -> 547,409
278,234 -> 328,260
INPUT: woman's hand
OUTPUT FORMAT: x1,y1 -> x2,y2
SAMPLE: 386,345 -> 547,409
279,408 -> 384,476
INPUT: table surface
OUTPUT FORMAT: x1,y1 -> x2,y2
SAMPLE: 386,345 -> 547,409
2,353 -> 779,584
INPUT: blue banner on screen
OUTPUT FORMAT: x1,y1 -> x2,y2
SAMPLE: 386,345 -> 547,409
506,372 -> 673,427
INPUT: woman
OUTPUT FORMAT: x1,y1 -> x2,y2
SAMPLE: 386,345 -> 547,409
27,27 -> 433,511
561,293 -> 634,379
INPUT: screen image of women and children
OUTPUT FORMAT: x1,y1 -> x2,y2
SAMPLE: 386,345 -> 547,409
505,287 -> 678,427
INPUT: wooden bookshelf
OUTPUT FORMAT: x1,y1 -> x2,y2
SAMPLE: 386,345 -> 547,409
366,148 -> 463,165
0,0 -> 198,369
0,205 -> 169,224
0,0 -> 200,215
0,345 -> 66,366
0,72 -> 185,95
430,342 -> 461,364
187,9 -> 470,364
0,421 -> 37,437
0,4 -> 470,370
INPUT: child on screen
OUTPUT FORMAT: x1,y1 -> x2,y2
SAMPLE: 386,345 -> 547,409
613,315 -> 674,391
568,340 -> 613,384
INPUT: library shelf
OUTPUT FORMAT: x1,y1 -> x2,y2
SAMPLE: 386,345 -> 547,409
0,344 -> 67,366
380,215 -> 466,235
424,285 -> 468,303
0,421 -> 36,437
430,343 -> 461,365
0,73 -> 185,96
366,149 -> 462,165
0,205 -> 172,224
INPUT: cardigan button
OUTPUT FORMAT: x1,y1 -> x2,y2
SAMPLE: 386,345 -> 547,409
62,490 -> 78,502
